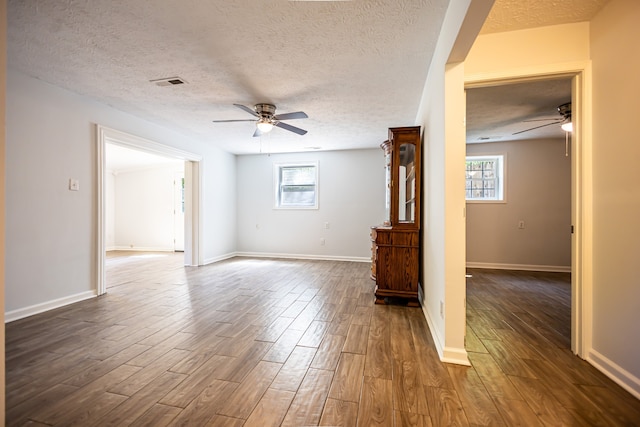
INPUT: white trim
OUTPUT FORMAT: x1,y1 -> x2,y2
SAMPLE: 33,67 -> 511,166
184,161 -> 202,267
419,286 -> 471,366
441,347 -> 472,366
235,251 -> 370,263
97,126 -> 106,296
588,349 -> 640,400
100,126 -> 202,162
465,60 -> 593,360
5,291 -> 96,323
465,262 -> 571,273
203,252 -> 237,265
110,246 -> 176,252
96,124 -> 204,296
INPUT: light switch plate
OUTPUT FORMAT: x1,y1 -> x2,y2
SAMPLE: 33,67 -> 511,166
69,179 -> 80,191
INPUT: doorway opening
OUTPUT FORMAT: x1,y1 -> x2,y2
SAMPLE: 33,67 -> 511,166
464,65 -> 592,359
96,125 -> 203,295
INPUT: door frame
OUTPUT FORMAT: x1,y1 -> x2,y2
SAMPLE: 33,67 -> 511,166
96,125 -> 203,295
464,61 -> 593,358
173,170 -> 185,252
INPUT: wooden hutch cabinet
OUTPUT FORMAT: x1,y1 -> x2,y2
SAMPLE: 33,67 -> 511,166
371,126 -> 421,306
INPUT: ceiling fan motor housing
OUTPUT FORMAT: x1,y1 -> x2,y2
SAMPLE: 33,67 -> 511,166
558,102 -> 571,119
255,103 -> 276,119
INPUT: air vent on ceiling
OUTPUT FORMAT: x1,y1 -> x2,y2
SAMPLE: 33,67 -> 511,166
150,77 -> 187,87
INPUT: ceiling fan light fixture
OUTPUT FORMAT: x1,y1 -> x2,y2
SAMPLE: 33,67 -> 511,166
256,118 -> 274,133
561,122 -> 573,132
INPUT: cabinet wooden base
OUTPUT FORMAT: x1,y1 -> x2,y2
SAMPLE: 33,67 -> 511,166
374,286 -> 420,307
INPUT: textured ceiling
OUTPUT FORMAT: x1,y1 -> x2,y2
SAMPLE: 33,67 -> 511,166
481,0 -> 610,34
466,78 -> 572,143
8,0 -> 611,156
8,0 -> 449,154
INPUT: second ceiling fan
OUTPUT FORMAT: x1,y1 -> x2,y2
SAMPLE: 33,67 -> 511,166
213,103 -> 308,137
513,102 -> 572,135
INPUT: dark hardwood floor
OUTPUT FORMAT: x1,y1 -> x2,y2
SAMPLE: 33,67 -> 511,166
5,252 -> 640,426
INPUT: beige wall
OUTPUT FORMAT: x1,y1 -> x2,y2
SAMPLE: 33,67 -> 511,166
465,22 -> 590,76
464,0 -> 640,397
466,138 -> 571,270
590,0 -> 640,386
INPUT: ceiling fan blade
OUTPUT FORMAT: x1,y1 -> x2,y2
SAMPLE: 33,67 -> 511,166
234,103 -> 259,117
212,119 -> 256,123
512,120 -> 563,135
252,128 -> 264,138
522,117 -> 563,122
273,111 -> 308,121
274,121 -> 307,136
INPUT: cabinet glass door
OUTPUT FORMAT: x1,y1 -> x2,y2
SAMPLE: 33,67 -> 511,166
398,143 -> 416,223
383,145 -> 392,225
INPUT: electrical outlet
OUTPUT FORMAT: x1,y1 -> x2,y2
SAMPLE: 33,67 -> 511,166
324,222 -> 330,229
518,220 -> 525,229
440,301 -> 444,318
69,178 -> 80,191
320,238 -> 325,246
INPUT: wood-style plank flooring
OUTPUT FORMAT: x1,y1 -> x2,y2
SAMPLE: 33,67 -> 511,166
6,252 -> 640,426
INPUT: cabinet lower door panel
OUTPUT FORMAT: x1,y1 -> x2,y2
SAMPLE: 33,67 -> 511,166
371,228 -> 419,305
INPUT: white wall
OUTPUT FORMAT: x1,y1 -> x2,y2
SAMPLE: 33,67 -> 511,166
5,69 -> 237,317
236,149 -> 385,260
112,164 -> 183,251
415,1 -> 474,365
590,0 -> 640,389
466,138 -> 571,270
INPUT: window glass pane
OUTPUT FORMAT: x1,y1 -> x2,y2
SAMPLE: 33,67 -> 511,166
465,155 -> 504,202
275,163 -> 318,208
281,167 -> 315,185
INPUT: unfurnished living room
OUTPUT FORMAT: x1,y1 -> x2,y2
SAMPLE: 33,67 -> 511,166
3,0 -> 640,426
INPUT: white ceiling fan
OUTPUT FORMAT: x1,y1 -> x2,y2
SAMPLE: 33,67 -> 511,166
212,103 -> 308,137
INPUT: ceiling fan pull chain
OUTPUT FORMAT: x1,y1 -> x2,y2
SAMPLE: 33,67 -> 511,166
565,132 -> 569,157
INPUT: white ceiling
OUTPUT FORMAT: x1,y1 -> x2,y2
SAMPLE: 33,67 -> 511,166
8,0 -> 450,155
8,0 -> 610,156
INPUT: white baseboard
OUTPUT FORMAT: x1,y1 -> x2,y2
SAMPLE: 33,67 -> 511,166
202,252 -> 237,266
465,262 -> 571,273
5,291 -> 96,323
111,246 -> 175,252
234,251 -> 370,263
418,287 -> 471,366
588,349 -> 640,400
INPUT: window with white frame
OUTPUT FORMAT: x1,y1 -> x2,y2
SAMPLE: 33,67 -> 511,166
274,162 -> 318,209
465,155 -> 505,202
